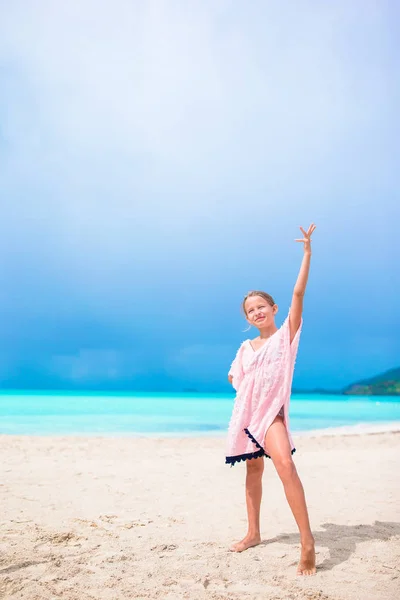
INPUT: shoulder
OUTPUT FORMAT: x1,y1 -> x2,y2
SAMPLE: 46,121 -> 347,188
273,314 -> 291,343
238,339 -> 251,349
283,310 -> 303,345
280,311 -> 292,331
232,340 -> 250,359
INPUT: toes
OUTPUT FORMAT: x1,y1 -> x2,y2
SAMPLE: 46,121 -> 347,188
297,566 -> 317,576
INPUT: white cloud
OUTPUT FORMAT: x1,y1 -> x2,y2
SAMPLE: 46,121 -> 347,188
1,1 -> 395,275
0,1 -> 398,390
1,0 -> 394,180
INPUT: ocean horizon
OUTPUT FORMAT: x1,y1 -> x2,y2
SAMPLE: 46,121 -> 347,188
0,391 -> 399,437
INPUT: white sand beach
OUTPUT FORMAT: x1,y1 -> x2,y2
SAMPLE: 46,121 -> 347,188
0,429 -> 399,600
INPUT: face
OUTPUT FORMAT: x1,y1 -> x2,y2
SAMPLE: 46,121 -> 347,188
244,295 -> 277,328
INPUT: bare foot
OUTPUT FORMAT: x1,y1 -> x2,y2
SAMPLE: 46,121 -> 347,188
229,534 -> 261,553
297,540 -> 316,576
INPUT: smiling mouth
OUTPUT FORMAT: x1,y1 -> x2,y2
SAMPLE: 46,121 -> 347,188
255,317 -> 265,322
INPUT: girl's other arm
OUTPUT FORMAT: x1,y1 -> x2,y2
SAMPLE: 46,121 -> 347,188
289,224 -> 316,343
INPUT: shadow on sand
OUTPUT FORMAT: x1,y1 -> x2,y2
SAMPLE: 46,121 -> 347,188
262,521 -> 400,571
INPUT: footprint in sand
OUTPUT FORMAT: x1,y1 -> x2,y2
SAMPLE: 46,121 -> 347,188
99,514 -> 119,523
175,576 -> 227,592
120,519 -> 153,529
194,541 -> 217,548
37,531 -> 82,545
151,544 -> 178,552
73,518 -> 99,528
167,516 -> 185,525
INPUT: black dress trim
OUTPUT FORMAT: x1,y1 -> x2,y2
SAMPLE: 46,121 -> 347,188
225,427 -> 296,467
225,448 -> 265,466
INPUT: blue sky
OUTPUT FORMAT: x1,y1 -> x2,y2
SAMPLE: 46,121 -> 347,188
0,1 -> 399,392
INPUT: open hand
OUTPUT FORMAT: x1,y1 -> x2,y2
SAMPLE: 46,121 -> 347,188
295,223 -> 316,253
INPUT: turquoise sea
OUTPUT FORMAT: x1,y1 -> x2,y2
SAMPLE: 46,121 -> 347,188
0,391 -> 399,436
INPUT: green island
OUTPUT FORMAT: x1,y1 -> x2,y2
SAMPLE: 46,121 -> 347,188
293,367 -> 400,396
343,367 -> 400,396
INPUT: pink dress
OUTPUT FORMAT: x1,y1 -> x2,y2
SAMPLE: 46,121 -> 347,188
226,313 -> 302,466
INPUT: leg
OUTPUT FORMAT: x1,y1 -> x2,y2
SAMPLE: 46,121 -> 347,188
230,457 -> 264,552
264,416 -> 316,575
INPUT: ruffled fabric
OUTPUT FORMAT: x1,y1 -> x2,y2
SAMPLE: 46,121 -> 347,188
226,313 -> 302,466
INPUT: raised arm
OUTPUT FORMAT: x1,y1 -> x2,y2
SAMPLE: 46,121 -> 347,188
289,224 -> 316,343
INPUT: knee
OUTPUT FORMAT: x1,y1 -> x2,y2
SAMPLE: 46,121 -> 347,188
246,457 -> 264,477
275,457 -> 296,482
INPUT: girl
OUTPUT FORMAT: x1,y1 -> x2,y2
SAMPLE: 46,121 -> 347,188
226,224 -> 316,576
